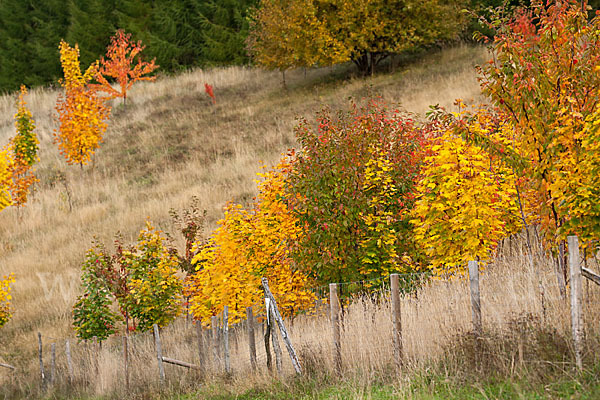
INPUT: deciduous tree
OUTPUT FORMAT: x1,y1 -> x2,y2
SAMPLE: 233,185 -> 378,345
93,29 -> 158,107
55,40 -> 111,166
0,273 -> 14,328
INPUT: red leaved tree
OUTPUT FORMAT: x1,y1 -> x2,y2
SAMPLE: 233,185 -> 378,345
93,29 -> 158,108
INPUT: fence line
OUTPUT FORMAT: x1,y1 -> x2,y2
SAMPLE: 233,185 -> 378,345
7,237 -> 598,394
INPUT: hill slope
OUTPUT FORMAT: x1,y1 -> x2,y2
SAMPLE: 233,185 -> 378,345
0,46 -> 486,382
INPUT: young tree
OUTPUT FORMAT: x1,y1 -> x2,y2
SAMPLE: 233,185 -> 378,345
478,0 -> 600,259
287,99 -> 433,286
411,107 -> 526,276
72,246 -> 120,341
93,29 -> 158,107
187,157 -> 314,325
0,273 -> 15,328
55,40 -> 111,166
7,85 -> 39,207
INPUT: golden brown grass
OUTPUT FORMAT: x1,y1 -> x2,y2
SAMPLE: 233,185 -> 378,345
5,45 -> 579,398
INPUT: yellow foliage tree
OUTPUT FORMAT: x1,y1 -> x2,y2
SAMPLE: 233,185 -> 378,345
411,109 -> 526,276
187,157 -> 314,326
55,40 -> 110,166
0,274 -> 15,328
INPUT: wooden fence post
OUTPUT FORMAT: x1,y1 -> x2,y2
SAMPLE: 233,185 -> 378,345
269,306 -> 283,375
50,343 -> 56,385
390,274 -> 403,370
66,340 -> 73,385
212,315 -> 220,371
262,278 -> 303,374
330,283 -> 342,374
468,260 -> 482,336
38,332 -> 45,384
568,235 -> 584,370
153,324 -> 165,382
223,306 -> 231,374
123,336 -> 130,390
196,323 -> 205,375
246,306 -> 257,371
264,305 -> 273,372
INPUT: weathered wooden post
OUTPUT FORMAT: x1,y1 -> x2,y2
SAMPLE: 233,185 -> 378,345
262,278 -> 303,374
153,324 -> 165,382
38,332 -> 45,384
468,260 -> 482,336
568,235 -> 583,370
50,343 -> 56,384
66,340 -> 74,385
196,323 -> 205,375
212,315 -> 220,371
223,306 -> 231,374
246,306 -> 257,371
390,274 -> 403,369
330,283 -> 342,374
122,336 -> 129,390
270,306 -> 283,375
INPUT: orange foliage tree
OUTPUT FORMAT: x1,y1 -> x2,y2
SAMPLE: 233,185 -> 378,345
7,85 -> 39,207
93,29 -> 158,107
186,157 -> 314,326
55,40 -> 111,167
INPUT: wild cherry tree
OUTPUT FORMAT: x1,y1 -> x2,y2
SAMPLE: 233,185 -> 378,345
93,29 -> 158,107
187,157 -> 314,326
478,0 -> 600,271
55,40 -> 111,166
287,99 -> 434,286
411,106 -> 527,276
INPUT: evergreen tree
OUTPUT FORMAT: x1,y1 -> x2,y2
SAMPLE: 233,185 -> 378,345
199,0 -> 257,65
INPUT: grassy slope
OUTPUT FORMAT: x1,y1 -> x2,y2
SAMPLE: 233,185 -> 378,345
0,46 -> 487,392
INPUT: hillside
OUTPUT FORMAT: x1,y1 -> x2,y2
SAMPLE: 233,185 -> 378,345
0,46 -> 488,394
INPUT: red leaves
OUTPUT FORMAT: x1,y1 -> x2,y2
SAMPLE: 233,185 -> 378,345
205,83 -> 216,105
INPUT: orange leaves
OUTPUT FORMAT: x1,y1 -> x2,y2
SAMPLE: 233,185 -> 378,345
55,40 -> 110,166
93,30 -> 158,105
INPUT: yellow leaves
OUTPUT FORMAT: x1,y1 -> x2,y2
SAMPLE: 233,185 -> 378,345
187,156 -> 314,326
55,40 -> 111,166
0,150 -> 12,212
0,273 -> 15,328
412,117 -> 524,276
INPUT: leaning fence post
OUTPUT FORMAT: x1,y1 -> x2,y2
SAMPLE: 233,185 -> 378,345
269,306 -> 283,375
390,273 -> 403,370
568,235 -> 584,370
246,306 -> 257,371
65,340 -> 74,385
223,306 -> 231,374
153,324 -> 165,382
261,278 -> 303,374
468,260 -> 482,336
38,332 -> 45,384
329,283 -> 342,374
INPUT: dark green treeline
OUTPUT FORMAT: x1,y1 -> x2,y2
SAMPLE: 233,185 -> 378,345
0,0 -> 256,93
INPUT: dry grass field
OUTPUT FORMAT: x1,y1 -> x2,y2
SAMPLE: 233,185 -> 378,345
4,45 -> 595,399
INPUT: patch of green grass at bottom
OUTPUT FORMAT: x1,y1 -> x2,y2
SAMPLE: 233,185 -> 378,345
171,365 -> 600,400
